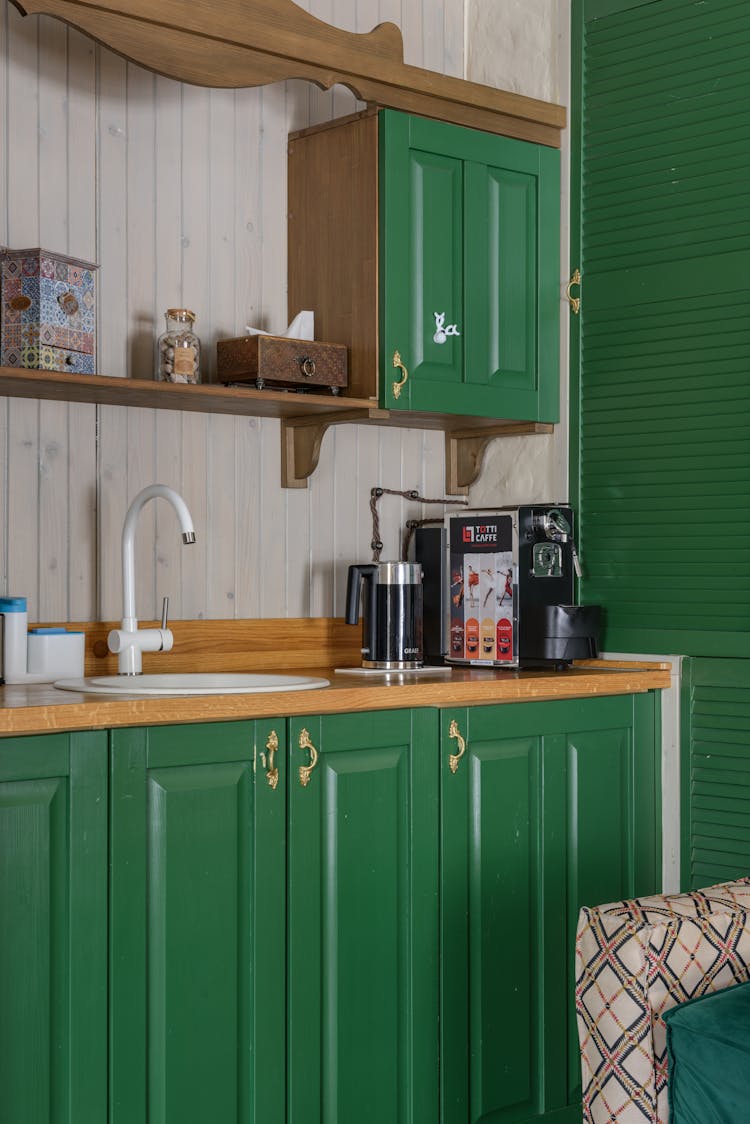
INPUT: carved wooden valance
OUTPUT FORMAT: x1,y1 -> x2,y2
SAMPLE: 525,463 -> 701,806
11,0 -> 565,145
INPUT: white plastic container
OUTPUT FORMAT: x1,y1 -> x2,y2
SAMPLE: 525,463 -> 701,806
0,596 -> 29,683
27,628 -> 85,681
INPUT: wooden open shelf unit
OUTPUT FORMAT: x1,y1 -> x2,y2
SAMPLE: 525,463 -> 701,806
4,2 -> 563,492
0,366 -> 552,493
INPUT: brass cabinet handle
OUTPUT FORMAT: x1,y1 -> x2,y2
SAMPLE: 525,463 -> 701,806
392,350 -> 408,400
566,268 -> 581,315
298,727 -> 319,787
448,719 -> 466,774
265,729 -> 279,790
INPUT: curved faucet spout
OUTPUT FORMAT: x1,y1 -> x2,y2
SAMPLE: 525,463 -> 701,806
110,484 -> 196,674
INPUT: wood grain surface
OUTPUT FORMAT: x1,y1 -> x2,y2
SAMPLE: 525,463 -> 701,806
11,0 -> 566,144
0,613 -> 671,736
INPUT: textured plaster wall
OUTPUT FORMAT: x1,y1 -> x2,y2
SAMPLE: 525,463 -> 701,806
466,0 -> 571,509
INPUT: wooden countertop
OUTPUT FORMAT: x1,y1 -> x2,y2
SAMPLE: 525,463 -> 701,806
0,660 -> 671,737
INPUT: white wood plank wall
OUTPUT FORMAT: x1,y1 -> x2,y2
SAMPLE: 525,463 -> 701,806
0,0 -> 464,623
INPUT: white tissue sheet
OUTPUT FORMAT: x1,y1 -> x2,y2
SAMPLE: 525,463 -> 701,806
245,310 -> 314,340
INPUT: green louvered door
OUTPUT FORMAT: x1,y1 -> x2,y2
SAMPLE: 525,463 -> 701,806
571,0 -> 750,656
682,658 -> 750,889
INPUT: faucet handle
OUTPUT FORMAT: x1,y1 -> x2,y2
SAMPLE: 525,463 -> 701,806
161,596 -> 169,630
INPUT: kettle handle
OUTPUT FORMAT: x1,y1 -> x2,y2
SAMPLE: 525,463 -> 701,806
345,564 -> 378,625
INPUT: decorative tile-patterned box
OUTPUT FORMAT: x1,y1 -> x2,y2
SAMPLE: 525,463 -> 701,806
1,247 -> 97,374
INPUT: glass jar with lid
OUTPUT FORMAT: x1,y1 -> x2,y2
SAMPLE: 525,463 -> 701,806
157,308 -> 201,383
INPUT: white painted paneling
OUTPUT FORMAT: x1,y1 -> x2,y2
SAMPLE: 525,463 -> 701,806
0,0 -> 564,624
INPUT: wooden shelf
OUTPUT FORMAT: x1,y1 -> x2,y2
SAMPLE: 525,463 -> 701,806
0,366 -> 378,419
11,0 -> 566,147
0,366 -> 553,492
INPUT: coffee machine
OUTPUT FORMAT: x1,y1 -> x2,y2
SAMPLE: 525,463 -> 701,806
415,505 -> 600,669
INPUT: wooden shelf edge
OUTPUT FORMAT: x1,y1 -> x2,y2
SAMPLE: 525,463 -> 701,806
0,367 -> 556,490
12,0 -> 566,145
0,366 -> 376,420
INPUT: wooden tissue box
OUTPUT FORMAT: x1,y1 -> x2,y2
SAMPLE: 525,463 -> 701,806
217,334 -> 347,393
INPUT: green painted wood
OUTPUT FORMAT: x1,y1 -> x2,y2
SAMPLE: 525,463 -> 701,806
110,720 -> 285,1124
380,110 -> 559,421
681,657 -> 750,889
571,0 -> 750,655
0,731 -> 107,1124
287,708 -> 440,1124
440,695 -> 660,1123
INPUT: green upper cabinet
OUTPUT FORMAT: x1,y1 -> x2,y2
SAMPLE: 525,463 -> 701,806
287,708 -> 440,1124
440,693 -> 661,1124
109,720 -> 286,1124
0,731 -> 108,1124
380,111 -> 560,419
288,108 -> 560,424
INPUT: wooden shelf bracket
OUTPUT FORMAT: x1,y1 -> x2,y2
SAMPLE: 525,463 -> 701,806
445,422 -> 554,494
281,408 -> 390,488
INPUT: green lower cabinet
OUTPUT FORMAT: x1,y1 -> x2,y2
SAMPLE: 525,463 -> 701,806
109,719 -> 286,1124
3,692 -> 662,1124
287,709 -> 441,1124
0,731 -> 108,1124
440,693 -> 661,1124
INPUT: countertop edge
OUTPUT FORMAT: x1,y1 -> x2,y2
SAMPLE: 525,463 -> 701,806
0,662 -> 672,737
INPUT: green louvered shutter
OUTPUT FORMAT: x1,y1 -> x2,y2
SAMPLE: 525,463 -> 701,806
571,0 -> 750,656
682,658 -> 750,889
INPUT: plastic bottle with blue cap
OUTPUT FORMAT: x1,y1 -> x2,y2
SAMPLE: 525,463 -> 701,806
0,596 -> 29,684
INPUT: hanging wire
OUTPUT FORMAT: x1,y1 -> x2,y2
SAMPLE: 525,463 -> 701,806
370,487 -> 468,562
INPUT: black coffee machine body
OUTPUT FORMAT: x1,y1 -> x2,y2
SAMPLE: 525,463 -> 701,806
515,506 -> 600,667
416,505 -> 600,669
346,561 -> 424,670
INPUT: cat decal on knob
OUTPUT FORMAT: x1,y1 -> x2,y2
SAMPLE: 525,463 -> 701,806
433,311 -> 460,344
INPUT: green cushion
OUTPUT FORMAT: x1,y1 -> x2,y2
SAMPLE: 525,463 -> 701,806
664,979 -> 750,1124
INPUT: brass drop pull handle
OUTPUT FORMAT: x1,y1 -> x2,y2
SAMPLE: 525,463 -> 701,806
298,727 -> 319,787
392,350 -> 408,400
298,356 -> 316,377
448,719 -> 466,774
566,268 -> 581,315
265,729 -> 279,790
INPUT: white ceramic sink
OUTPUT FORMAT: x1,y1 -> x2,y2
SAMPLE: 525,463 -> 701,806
54,672 -> 330,696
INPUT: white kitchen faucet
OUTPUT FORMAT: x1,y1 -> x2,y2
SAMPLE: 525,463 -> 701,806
107,484 -> 196,675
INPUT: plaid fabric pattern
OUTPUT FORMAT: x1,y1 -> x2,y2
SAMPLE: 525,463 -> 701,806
575,878 -> 750,1123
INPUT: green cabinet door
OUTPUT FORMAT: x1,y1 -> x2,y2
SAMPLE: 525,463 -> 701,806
110,720 -> 286,1124
380,111 -> 560,421
440,693 -> 661,1124
287,709 -> 440,1124
0,731 -> 107,1124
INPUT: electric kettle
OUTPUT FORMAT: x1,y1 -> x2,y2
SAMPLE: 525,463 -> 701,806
345,562 -> 423,670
